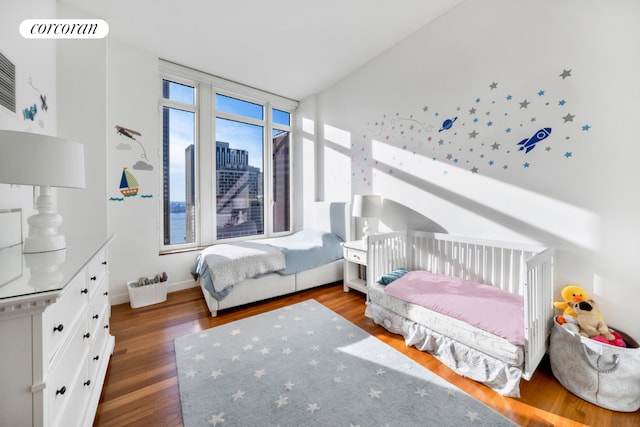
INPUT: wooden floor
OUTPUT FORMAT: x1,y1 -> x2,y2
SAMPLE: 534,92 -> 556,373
94,284 -> 640,427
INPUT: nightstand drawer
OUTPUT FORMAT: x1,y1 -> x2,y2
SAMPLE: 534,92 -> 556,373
344,247 -> 366,265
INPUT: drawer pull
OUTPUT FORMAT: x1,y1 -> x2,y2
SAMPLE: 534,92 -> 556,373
81,288 -> 88,294
101,261 -> 107,265
53,324 -> 64,333
90,275 -> 97,281
56,386 -> 66,396
103,291 -> 109,296
93,355 -> 100,361
104,324 -> 109,329
93,314 -> 99,320
84,380 -> 91,387
83,332 -> 91,339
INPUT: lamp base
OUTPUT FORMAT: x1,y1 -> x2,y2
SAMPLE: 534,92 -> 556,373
23,234 -> 66,254
23,185 -> 67,253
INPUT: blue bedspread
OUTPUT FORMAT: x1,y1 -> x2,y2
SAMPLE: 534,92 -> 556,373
192,229 -> 344,301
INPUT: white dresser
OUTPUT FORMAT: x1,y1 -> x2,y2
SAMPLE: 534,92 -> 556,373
0,236 -> 114,427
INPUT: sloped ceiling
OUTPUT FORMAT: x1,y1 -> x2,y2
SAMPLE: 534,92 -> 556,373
59,0 -> 465,100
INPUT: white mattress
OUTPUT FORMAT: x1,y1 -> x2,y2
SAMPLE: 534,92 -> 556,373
367,281 -> 524,366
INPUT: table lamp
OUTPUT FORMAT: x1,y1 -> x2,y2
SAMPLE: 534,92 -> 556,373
0,130 -> 85,253
352,194 -> 382,243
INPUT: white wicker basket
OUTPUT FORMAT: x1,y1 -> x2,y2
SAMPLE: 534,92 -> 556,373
127,280 -> 168,308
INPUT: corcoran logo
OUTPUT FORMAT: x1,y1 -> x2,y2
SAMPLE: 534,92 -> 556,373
20,19 -> 109,39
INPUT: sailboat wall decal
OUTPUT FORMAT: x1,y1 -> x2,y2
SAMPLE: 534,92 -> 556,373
119,167 -> 139,197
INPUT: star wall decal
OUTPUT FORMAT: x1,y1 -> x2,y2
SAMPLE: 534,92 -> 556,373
559,69 -> 572,79
359,68 -> 591,181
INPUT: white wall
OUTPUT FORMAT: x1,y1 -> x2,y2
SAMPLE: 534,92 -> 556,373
105,39 -> 197,302
0,0 -> 57,231
56,4 -> 108,242
302,0 -> 640,339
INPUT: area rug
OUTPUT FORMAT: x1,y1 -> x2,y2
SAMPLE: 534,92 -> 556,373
174,299 -> 517,426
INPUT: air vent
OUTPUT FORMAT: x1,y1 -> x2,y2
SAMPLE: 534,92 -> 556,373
0,52 -> 16,113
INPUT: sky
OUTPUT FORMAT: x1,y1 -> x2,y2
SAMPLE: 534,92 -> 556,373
165,82 -> 289,202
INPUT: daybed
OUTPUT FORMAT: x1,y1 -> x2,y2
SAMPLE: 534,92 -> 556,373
365,230 -> 554,397
192,202 -> 351,317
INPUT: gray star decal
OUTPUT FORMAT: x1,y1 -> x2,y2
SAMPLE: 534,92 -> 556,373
559,69 -> 572,79
562,113 -> 575,122
519,99 -> 530,109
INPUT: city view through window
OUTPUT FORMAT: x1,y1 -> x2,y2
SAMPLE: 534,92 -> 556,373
162,80 -> 291,246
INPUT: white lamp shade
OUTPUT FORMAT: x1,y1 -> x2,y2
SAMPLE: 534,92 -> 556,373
352,194 -> 382,218
0,130 -> 85,188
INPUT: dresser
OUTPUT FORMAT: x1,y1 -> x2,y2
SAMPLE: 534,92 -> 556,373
0,236 -> 114,427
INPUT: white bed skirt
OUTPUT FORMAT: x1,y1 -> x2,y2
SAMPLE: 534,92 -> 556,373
365,301 -> 524,397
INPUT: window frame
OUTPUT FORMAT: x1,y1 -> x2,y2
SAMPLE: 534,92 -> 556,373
159,60 -> 297,253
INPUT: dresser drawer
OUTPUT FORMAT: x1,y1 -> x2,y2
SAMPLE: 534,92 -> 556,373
54,358 -> 91,427
47,313 -> 90,427
344,247 -> 366,265
89,303 -> 111,383
87,248 -> 108,298
89,277 -> 110,330
43,272 -> 88,364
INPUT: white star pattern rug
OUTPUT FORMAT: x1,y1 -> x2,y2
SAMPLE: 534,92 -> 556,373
174,299 -> 517,426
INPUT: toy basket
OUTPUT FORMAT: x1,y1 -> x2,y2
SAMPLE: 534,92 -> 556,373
549,318 -> 640,412
127,274 -> 168,308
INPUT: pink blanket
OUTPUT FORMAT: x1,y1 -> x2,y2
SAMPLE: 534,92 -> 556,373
384,270 -> 525,345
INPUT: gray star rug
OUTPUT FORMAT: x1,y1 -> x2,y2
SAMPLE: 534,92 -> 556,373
174,299 -> 517,426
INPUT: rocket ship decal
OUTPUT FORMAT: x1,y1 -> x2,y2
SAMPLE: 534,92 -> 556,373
517,127 -> 552,153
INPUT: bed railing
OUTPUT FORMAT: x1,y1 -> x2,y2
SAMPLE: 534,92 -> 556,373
367,230 -> 554,380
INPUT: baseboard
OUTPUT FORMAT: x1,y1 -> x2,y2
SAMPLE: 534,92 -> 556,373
109,279 -> 199,306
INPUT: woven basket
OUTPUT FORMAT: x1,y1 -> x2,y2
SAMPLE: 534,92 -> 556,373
127,280 -> 168,308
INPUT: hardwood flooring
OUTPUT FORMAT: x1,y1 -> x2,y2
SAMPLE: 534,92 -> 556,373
94,284 -> 640,427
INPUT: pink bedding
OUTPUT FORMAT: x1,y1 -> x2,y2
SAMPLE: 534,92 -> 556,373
383,270 -> 525,345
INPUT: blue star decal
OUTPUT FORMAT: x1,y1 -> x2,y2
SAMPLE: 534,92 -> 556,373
538,90 -> 545,96
523,162 -> 531,168
487,121 -> 493,127
505,128 -> 512,133
564,152 -> 573,158
506,95 -> 512,100
558,99 -> 566,106
582,124 -> 591,131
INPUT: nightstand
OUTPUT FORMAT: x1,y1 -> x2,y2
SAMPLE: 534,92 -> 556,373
342,240 -> 367,293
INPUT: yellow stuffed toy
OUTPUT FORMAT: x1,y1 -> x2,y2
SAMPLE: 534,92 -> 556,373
553,285 -> 590,325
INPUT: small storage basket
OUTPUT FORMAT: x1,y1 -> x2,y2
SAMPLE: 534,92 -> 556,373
549,318 -> 640,412
127,280 -> 168,308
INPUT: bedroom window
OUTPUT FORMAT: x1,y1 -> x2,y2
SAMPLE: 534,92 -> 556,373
160,61 -> 296,251
161,80 -> 197,247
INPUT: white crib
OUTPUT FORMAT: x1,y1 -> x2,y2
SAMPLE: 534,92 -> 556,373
366,230 -> 554,395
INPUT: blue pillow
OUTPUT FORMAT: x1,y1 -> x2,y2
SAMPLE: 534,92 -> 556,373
377,268 -> 408,285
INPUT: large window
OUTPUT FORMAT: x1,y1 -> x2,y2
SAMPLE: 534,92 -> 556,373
160,61 -> 296,251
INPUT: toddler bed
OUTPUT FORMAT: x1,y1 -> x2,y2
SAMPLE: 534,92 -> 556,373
365,230 -> 554,397
192,202 -> 351,317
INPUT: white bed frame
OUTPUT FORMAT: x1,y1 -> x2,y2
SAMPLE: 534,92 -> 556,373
366,230 -> 554,382
199,202 -> 352,317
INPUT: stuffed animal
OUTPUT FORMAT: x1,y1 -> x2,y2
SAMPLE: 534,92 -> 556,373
553,285 -> 590,325
569,299 -> 615,341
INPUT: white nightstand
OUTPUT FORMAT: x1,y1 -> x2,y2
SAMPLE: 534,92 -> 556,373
342,240 -> 367,293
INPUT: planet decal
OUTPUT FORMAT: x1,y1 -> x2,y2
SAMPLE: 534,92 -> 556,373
438,116 -> 457,132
